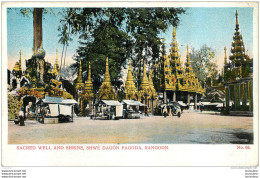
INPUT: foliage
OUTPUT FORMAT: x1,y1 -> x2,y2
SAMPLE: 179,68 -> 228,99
18,87 -> 43,99
242,63 -> 251,78
44,84 -> 73,99
25,56 -> 53,87
8,95 -> 23,120
7,8 -> 54,18
153,39 -> 166,91
190,45 -> 218,87
59,8 -> 185,91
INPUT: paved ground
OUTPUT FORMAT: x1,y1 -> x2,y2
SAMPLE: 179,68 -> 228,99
8,111 -> 254,144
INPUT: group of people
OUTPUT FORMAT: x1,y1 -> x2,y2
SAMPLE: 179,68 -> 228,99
163,106 -> 181,118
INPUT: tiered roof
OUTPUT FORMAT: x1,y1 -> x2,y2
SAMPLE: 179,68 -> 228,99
180,45 -> 205,93
224,10 -> 253,81
169,27 -> 185,79
164,27 -> 205,94
229,10 -> 251,65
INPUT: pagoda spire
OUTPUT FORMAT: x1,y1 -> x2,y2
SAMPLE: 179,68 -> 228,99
169,26 -> 184,79
140,62 -> 149,90
76,60 -> 83,84
87,62 -> 92,81
185,44 -> 192,74
236,10 -> 239,26
125,59 -> 137,99
230,10 -> 247,65
104,57 -> 111,83
235,10 -> 240,32
19,50 -> 22,71
75,60 -> 84,90
224,46 -> 227,65
148,69 -> 156,93
98,57 -> 115,100
173,27 -> 176,40
186,44 -> 190,61
126,59 -> 135,85
52,49 -> 59,76
85,62 -> 93,94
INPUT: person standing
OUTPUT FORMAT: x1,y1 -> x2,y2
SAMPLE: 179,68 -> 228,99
19,107 -> 25,126
163,106 -> 167,118
169,108 -> 172,117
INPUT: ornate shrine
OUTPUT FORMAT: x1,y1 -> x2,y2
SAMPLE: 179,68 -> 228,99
162,27 -> 205,109
125,59 -> 137,100
224,10 -> 253,114
98,57 -> 116,100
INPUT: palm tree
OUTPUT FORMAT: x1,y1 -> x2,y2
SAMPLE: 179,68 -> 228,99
58,9 -> 72,79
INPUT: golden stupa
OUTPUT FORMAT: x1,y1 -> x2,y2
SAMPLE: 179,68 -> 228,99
98,57 -> 116,100
75,60 -> 84,90
125,59 -> 137,100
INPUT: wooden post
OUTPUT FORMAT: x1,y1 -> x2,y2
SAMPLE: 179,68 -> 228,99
225,86 -> 230,113
71,105 -> 74,122
194,93 -> 197,110
187,93 -> 190,105
173,91 -> 176,102
164,91 -> 167,103
151,97 -> 154,115
249,81 -> 253,111
242,83 -> 247,110
89,98 -> 92,115
233,84 -> 236,110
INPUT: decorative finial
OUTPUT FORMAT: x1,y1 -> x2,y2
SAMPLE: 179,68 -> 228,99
173,27 -> 176,39
236,10 -> 239,25
19,50 -> 22,71
80,59 -> 82,69
187,45 -> 189,58
76,59 -> 83,83
106,57 -> 109,73
56,49 -> 58,60
224,46 -> 227,65
104,57 -> 111,83
143,61 -> 146,74
88,62 -> 91,81
129,58 -> 132,69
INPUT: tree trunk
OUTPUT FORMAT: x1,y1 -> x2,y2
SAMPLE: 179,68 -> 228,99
33,8 -> 43,55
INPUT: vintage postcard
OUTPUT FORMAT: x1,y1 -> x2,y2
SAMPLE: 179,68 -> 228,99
2,1 -> 258,166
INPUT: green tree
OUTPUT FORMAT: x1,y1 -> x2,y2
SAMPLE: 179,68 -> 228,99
190,45 -> 218,87
59,8 -> 185,91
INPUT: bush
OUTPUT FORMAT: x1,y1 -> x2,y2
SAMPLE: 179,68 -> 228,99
8,94 -> 23,120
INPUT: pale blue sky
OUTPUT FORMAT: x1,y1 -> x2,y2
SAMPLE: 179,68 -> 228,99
7,7 -> 254,72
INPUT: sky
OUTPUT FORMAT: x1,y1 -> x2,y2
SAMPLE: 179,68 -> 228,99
7,7 -> 254,73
